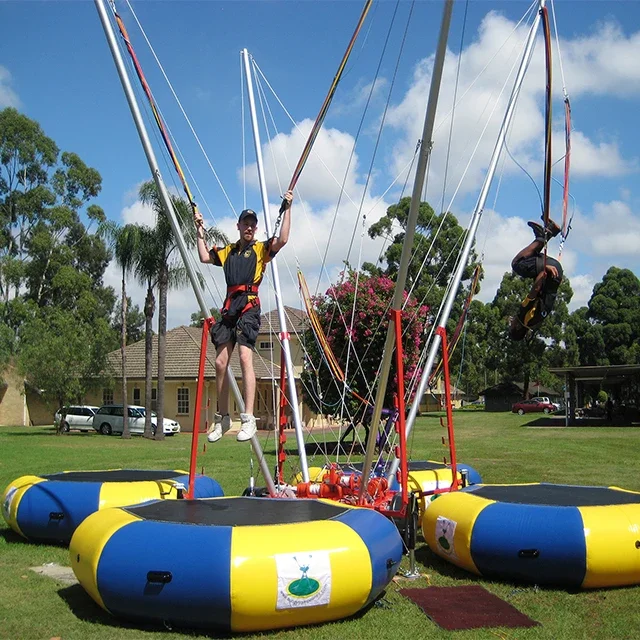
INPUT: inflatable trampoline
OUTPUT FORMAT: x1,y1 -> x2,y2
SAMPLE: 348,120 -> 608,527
423,483 -> 640,588
70,496 -> 403,632
394,460 -> 482,513
2,469 -> 222,545
345,460 -> 482,514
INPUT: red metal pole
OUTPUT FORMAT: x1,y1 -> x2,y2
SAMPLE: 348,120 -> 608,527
186,317 -> 215,499
435,326 -> 458,490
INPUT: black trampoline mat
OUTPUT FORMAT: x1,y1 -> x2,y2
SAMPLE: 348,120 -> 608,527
126,497 -> 351,526
407,461 -> 452,472
350,460 -> 450,473
472,484 -> 640,507
42,470 -> 184,482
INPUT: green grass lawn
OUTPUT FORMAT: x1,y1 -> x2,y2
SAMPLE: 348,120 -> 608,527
1,413 -> 639,640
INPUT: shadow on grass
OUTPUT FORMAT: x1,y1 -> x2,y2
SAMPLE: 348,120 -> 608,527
58,583 -> 237,638
57,581 -> 383,638
525,416 -> 640,428
414,544 -> 480,582
4,429 -> 61,437
0,527 -> 25,544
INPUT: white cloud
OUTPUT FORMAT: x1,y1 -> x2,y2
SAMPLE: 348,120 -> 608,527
568,273 -> 595,310
561,22 -> 640,98
589,200 -> 640,256
0,65 -> 19,108
242,119 -> 368,206
384,12 -> 640,208
474,212 -> 532,304
113,12 -> 640,330
121,199 -> 155,227
562,129 -> 636,178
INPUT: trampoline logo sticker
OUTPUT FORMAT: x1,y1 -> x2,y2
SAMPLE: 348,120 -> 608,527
275,552 -> 331,609
2,485 -> 17,520
435,515 -> 458,559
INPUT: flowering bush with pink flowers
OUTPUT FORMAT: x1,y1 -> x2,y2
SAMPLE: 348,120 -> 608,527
301,270 -> 429,415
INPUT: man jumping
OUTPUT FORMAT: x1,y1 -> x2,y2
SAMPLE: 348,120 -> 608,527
509,218 -> 563,341
194,191 -> 293,442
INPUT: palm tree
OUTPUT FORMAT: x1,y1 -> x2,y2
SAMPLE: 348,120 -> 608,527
138,181 -> 228,441
134,225 -> 159,439
111,224 -> 143,439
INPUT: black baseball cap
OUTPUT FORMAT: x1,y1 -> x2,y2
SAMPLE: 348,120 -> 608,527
238,209 -> 258,224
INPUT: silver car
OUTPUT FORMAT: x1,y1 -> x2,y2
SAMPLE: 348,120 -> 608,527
92,405 -> 181,436
54,405 -> 100,432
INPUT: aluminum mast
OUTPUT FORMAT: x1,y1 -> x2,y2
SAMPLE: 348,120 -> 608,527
95,0 -> 277,496
358,0 -> 455,500
388,0 -> 547,482
241,49 -> 310,482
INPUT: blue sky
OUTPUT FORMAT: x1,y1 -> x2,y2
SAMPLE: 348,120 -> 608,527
2,0 -> 640,329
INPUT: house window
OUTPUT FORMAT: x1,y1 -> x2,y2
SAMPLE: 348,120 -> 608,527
133,387 -> 141,405
259,341 -> 273,350
177,388 -> 189,415
151,387 -> 157,412
103,389 -> 114,405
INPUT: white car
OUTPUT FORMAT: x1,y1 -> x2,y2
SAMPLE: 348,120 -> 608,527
54,405 -> 100,432
92,405 -> 181,436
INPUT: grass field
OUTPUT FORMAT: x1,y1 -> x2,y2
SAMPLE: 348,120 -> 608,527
1,412 -> 639,640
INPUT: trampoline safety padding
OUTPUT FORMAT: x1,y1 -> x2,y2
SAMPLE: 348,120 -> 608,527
422,483 -> 640,588
70,496 -> 403,632
1,469 -> 223,545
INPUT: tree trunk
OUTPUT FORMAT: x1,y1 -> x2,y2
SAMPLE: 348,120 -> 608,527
523,365 -> 531,400
143,283 -> 155,439
121,272 -> 131,439
155,265 -> 167,441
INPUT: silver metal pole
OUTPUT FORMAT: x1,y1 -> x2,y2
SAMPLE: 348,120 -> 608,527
95,0 -> 276,496
388,0 -> 546,482
359,0 -> 454,499
241,49 -> 310,482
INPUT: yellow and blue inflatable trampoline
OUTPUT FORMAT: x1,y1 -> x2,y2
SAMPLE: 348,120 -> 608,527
2,469 -> 222,545
423,483 -> 640,588
70,496 -> 403,632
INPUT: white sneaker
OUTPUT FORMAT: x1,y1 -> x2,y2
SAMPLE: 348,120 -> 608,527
207,413 -> 231,443
237,413 -> 257,442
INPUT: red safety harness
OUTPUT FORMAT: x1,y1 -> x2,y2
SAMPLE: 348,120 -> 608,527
222,284 -> 260,319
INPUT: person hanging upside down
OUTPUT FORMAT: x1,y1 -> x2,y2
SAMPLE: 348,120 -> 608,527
509,218 -> 563,341
194,191 -> 293,442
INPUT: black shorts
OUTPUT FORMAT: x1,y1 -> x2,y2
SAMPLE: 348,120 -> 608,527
210,307 -> 261,350
512,255 -> 562,280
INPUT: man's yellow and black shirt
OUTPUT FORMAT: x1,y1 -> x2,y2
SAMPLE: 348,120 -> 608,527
209,238 -> 276,292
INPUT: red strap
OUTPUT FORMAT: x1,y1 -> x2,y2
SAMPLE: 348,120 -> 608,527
222,294 -> 260,317
227,284 -> 259,296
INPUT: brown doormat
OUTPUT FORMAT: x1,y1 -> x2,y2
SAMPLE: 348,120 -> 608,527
400,585 -> 540,631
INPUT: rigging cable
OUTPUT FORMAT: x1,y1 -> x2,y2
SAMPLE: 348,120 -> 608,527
540,4 -> 553,269
271,0 -> 374,237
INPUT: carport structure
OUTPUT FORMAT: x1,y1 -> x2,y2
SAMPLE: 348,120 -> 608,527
548,364 -> 640,425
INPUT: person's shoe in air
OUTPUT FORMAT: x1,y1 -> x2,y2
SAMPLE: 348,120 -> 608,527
207,413 -> 231,443
237,413 -> 257,442
545,218 -> 561,238
527,220 -> 546,241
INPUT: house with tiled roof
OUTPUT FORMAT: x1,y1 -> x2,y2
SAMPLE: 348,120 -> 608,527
83,306 -> 310,432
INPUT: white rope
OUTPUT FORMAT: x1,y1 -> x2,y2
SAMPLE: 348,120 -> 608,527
124,0 -> 236,219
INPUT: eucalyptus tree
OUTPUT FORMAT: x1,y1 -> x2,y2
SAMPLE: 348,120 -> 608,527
1,108 -> 117,411
366,196 -> 482,330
